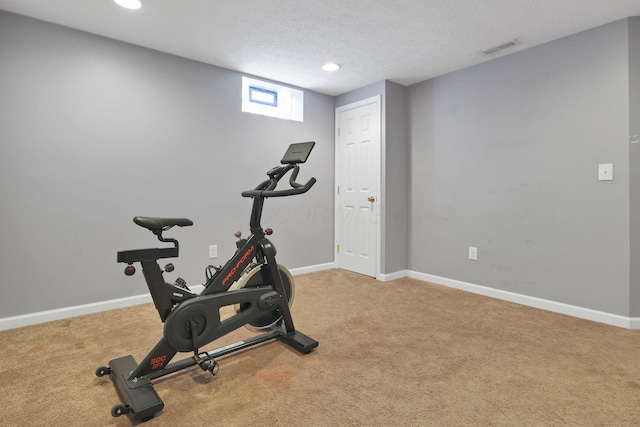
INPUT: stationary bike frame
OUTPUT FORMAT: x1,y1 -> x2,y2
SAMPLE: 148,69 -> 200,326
100,147 -> 318,422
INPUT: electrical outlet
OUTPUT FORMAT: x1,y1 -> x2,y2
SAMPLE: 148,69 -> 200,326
209,245 -> 218,259
598,163 -> 613,181
468,246 -> 478,261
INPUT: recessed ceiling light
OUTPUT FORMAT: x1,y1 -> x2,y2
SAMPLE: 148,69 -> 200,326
322,63 -> 341,72
114,0 -> 142,10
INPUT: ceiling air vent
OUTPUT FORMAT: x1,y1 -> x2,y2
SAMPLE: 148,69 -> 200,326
482,39 -> 519,55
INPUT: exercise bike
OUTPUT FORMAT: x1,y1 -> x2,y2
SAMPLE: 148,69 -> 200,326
96,142 -> 319,422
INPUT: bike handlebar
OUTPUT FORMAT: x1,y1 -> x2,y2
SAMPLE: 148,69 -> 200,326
241,163 -> 316,198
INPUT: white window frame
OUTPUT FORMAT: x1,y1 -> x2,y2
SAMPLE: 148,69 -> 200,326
242,76 -> 303,122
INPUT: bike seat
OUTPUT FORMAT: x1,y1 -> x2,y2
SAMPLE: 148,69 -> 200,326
133,216 -> 194,233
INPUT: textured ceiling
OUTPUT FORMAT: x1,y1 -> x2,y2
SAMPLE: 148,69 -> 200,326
1,0 -> 640,96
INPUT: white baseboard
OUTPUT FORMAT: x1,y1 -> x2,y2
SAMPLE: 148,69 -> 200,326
289,262 -> 335,276
4,264 -> 637,331
0,262 -> 336,331
378,270 -> 408,282
0,294 -> 152,331
408,271 -> 639,330
630,317 -> 640,329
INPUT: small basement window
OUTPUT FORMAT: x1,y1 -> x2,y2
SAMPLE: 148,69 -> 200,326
242,76 -> 303,122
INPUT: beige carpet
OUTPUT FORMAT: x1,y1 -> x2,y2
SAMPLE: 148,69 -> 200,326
1,269 -> 639,426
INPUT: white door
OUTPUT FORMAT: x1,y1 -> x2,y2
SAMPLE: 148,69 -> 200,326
335,95 -> 381,278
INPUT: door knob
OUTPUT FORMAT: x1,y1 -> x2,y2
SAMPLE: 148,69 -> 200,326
368,196 -> 375,203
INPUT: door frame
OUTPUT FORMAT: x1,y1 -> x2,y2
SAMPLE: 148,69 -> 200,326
334,95 -> 382,279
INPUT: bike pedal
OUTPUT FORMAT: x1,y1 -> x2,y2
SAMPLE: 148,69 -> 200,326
193,353 -> 219,376
174,277 -> 190,291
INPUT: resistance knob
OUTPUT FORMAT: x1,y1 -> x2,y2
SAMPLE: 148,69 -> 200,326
124,265 -> 136,276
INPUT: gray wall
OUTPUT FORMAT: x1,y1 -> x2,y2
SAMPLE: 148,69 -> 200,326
335,81 -> 385,108
2,10 -> 638,322
382,81 -> 409,274
0,11 -> 335,318
630,17 -> 640,316
335,81 -> 410,275
408,19 -> 632,315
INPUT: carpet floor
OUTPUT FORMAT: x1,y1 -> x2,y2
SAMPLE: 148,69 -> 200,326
1,269 -> 639,426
